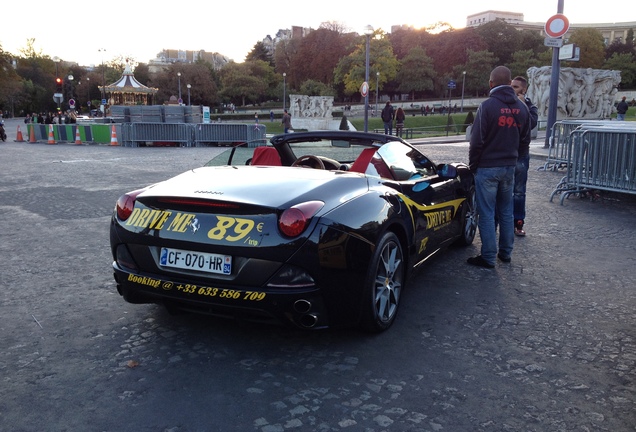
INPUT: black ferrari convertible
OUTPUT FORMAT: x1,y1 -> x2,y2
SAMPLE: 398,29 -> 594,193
110,131 -> 476,332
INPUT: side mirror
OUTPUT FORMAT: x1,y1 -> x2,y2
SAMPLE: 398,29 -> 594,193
438,164 -> 458,179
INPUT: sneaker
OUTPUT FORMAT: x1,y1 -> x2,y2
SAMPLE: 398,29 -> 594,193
515,220 -> 526,237
467,255 -> 495,269
497,253 -> 511,263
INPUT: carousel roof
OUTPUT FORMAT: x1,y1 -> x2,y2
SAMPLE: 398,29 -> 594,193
100,64 -> 158,94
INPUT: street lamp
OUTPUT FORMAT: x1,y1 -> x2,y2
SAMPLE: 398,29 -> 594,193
375,71 -> 379,116
177,72 -> 182,103
98,48 -> 106,102
86,77 -> 90,111
187,84 -> 191,106
282,72 -> 287,112
68,74 -> 74,108
363,25 -> 374,133
53,56 -> 60,78
53,56 -> 61,110
461,71 -> 466,113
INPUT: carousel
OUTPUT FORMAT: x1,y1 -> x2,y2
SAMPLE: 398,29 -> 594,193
99,63 -> 158,106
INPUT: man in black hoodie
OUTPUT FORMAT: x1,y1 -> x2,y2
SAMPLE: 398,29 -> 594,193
467,66 -> 531,268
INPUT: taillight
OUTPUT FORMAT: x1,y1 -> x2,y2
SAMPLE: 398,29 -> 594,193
278,201 -> 324,237
116,188 -> 147,221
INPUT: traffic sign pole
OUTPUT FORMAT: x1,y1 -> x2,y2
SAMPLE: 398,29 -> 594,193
545,1 -> 566,148
446,80 -> 456,137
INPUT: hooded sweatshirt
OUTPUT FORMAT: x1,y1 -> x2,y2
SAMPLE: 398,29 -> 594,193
469,85 -> 531,171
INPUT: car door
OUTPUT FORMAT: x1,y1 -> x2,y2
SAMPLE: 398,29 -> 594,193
376,142 -> 458,261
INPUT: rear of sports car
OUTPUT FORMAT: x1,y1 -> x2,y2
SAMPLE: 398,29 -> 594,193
110,165 -> 377,329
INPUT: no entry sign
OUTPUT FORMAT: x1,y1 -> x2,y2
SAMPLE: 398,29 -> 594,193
545,14 -> 570,38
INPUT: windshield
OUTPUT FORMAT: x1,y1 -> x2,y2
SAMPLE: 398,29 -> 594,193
203,137 -> 436,181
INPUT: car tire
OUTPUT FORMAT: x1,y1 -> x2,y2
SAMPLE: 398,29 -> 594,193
456,185 -> 477,246
360,231 -> 404,332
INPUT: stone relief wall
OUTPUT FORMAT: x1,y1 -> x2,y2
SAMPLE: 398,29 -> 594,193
526,67 -> 621,119
289,95 -> 334,119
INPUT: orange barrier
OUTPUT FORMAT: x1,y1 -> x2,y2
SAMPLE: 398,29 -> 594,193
47,124 -> 56,144
75,126 -> 82,145
29,125 -> 37,143
110,125 -> 118,146
15,126 -> 25,142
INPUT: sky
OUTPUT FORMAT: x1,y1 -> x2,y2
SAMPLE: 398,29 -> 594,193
1,1 -> 629,67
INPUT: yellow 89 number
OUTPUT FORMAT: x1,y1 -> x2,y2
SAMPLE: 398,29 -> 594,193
207,216 -> 255,242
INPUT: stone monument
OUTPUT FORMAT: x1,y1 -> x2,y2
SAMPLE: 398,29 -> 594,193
288,94 -> 351,131
526,66 -> 621,120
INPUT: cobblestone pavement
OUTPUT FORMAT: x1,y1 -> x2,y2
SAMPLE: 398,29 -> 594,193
0,138 -> 634,432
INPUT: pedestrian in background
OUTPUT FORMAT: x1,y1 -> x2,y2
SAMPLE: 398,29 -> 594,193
616,96 -> 629,121
281,109 -> 292,133
381,101 -> 395,135
467,66 -> 531,268
510,75 -> 538,237
395,107 -> 405,137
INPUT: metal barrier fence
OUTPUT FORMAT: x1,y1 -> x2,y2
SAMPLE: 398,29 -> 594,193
193,123 -> 267,147
120,123 -> 195,147
549,123 -> 636,205
119,123 -> 267,147
539,119 -> 611,171
24,123 -> 267,147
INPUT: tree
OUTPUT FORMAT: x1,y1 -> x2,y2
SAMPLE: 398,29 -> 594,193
396,47 -> 435,99
333,31 -> 398,99
566,28 -> 605,68
508,49 -> 550,79
424,27 -> 486,77
290,28 -> 357,88
273,38 -> 300,87
456,50 -> 498,97
475,20 -> 522,65
0,44 -> 23,116
246,41 -> 272,65
518,30 -> 549,56
218,61 -> 269,106
603,53 -> 636,88
299,80 -> 335,97
149,63 -> 219,106
605,38 -> 635,59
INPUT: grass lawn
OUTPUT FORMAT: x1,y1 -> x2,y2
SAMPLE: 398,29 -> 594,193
256,111 -> 477,136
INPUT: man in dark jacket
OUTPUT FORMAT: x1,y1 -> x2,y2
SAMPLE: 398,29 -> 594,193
616,96 -> 629,121
511,75 -> 538,236
381,101 -> 394,135
468,66 -> 531,268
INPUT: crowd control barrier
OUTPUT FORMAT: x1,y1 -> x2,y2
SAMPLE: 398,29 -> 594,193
119,123 -> 194,147
193,123 -> 266,147
24,122 -> 267,147
549,122 -> 636,205
539,119 -> 610,171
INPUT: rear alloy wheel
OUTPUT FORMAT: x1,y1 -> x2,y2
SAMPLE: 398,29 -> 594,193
361,232 -> 404,332
456,185 -> 477,246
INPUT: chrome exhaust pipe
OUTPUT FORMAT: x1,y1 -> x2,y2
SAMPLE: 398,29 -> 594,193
294,299 -> 312,314
299,314 -> 318,328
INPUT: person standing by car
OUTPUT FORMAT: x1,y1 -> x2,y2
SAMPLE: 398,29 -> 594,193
616,96 -> 629,121
395,107 -> 406,137
281,109 -> 292,133
381,101 -> 395,135
467,66 -> 531,268
510,75 -> 538,237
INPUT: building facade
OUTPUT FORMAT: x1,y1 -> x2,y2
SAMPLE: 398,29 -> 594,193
467,10 -> 635,45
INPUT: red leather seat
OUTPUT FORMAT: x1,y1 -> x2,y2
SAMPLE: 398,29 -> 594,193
349,147 -> 377,173
251,146 -> 282,166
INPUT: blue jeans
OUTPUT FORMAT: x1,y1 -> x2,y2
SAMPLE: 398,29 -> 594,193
513,154 -> 529,223
617,114 -> 625,121
475,166 -> 515,264
383,121 -> 393,135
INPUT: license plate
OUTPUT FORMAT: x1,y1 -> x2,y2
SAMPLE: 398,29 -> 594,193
159,247 -> 231,275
